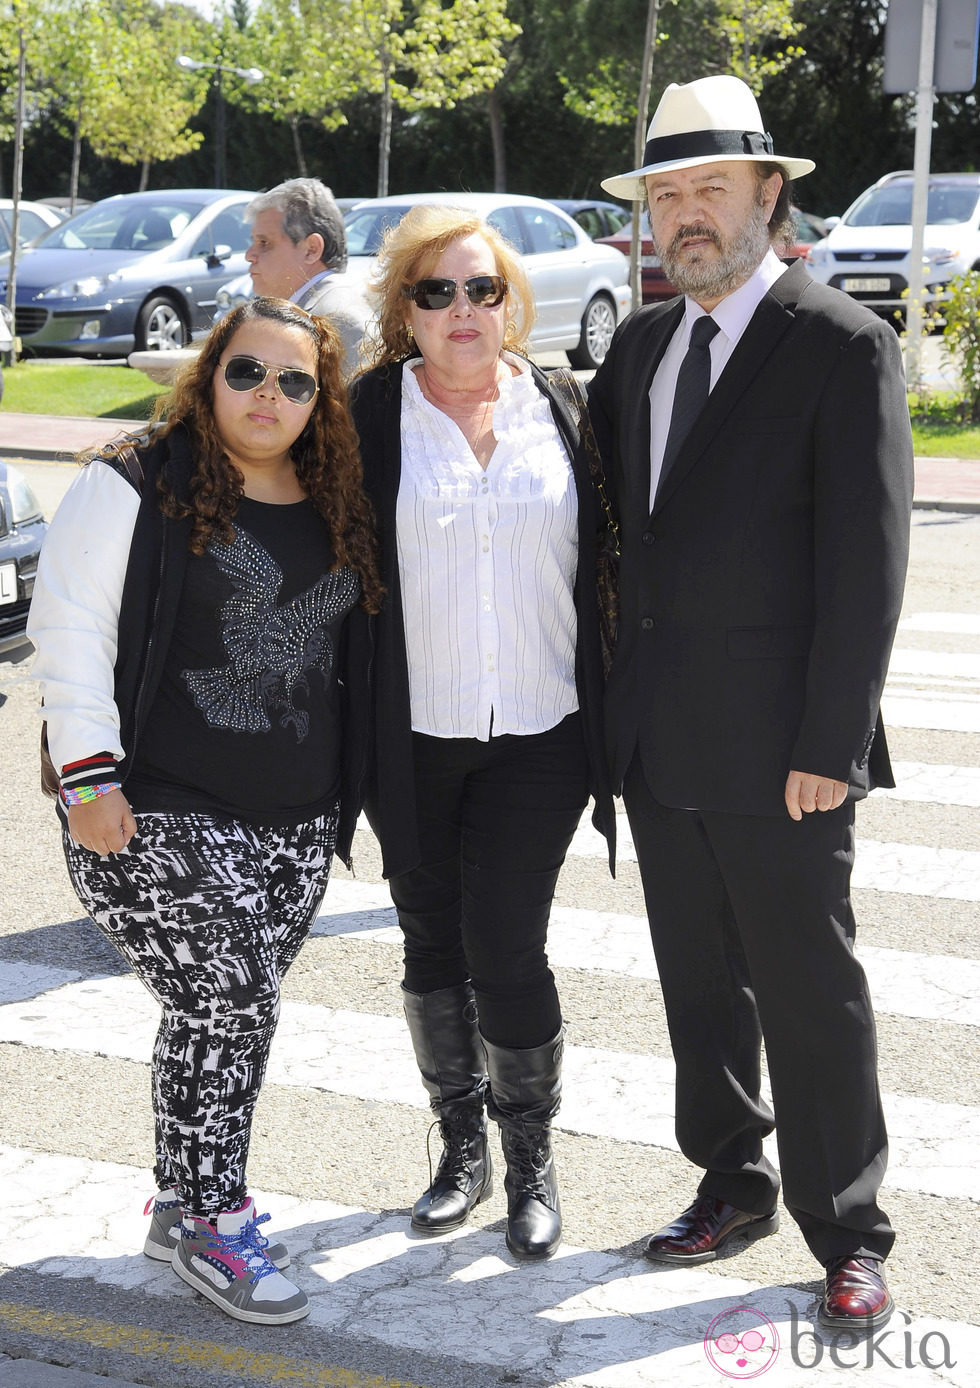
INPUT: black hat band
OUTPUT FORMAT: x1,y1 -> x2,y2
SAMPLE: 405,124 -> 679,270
641,128 -> 775,168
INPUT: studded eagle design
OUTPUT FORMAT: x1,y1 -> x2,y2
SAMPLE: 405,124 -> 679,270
182,523 -> 360,741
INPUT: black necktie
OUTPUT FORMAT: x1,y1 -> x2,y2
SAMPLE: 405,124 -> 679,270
657,315 -> 720,498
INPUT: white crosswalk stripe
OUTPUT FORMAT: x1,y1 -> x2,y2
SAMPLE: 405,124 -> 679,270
898,612 -> 980,635
568,815 -> 980,901
4,1144 -> 978,1388
2,950 -> 979,1201
2,604 -> 979,1386
880,762 -> 980,807
881,633 -> 980,732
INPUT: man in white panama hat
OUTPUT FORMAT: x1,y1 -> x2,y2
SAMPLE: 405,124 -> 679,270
590,74 -> 913,1332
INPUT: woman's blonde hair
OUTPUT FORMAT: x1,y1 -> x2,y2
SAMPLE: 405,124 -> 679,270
363,203 -> 535,369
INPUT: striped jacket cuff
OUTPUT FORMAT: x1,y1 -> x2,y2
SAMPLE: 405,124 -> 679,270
59,753 -> 119,795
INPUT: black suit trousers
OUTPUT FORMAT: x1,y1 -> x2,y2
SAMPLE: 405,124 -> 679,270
624,754 -> 895,1265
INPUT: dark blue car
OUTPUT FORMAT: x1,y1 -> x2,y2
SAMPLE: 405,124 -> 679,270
0,189 -> 254,358
0,460 -> 46,655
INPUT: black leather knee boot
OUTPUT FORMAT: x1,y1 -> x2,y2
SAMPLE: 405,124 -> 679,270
484,1030 -> 563,1261
402,984 -> 493,1234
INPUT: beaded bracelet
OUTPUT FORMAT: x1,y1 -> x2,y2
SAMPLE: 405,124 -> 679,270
61,781 -> 122,807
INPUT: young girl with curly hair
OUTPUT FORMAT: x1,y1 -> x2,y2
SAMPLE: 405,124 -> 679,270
28,296 -> 381,1326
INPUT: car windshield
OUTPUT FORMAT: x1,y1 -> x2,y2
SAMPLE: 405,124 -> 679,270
38,200 -> 204,252
344,205 -> 414,255
846,182 -> 980,227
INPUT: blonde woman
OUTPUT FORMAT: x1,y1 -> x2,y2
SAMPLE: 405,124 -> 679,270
350,205 -> 614,1261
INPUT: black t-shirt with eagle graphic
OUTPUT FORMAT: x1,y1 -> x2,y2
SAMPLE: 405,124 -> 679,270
126,495 -> 360,825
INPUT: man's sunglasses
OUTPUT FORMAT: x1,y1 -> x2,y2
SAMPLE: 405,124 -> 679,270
401,275 -> 508,311
221,354 -> 319,405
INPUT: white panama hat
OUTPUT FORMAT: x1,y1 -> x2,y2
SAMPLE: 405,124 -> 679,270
601,74 -> 815,201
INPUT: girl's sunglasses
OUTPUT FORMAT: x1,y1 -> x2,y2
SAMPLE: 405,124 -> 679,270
222,354 -> 319,405
402,275 -> 508,311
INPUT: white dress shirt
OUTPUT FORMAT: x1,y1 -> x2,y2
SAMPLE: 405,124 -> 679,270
648,249 -> 788,509
397,352 -> 579,741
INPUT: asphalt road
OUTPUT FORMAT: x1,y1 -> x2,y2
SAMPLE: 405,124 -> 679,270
0,464 -> 978,1388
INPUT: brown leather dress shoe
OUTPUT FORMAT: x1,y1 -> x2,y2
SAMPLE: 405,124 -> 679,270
644,1194 -> 779,1265
819,1256 -> 893,1331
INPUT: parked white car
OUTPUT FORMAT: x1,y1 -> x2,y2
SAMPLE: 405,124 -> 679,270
0,198 -> 64,254
807,170 -> 980,318
216,190 -> 632,370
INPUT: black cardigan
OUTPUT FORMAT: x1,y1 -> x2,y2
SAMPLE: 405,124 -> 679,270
102,423 -> 373,867
349,357 -> 616,879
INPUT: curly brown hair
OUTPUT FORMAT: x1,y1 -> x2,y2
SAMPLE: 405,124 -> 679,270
361,204 -> 536,370
131,297 -> 381,612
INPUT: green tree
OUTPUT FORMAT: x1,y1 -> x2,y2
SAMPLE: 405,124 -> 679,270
236,0 -> 359,178
28,1 -> 125,210
556,0 -> 803,127
762,1 -> 909,217
941,271 -> 980,423
0,0 -> 211,195
86,1 -> 211,190
715,0 -> 804,92
0,0 -> 50,197
343,0 -> 521,196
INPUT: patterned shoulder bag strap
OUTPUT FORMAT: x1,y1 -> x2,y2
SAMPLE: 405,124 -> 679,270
545,366 -> 620,556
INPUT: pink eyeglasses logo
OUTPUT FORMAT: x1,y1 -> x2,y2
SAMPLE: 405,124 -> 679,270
704,1306 -> 780,1378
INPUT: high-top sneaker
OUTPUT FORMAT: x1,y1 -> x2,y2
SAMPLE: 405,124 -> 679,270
143,1187 -> 290,1268
172,1197 -> 309,1324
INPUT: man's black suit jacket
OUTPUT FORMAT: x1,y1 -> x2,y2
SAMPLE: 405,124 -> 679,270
589,259 -> 915,815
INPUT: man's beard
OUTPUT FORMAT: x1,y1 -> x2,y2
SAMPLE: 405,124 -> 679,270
656,201 -> 772,300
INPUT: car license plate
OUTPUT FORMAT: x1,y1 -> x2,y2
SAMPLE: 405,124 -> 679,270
841,277 -> 890,292
641,254 -> 662,268
0,561 -> 17,606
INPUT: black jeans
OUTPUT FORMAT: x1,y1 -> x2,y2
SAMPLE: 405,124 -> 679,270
388,712 -> 589,1048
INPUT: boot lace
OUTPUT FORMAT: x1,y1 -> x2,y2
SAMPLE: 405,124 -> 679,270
503,1126 -> 552,1200
425,1110 -> 482,1189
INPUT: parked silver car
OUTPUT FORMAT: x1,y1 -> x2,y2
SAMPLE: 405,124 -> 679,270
342,192 -> 632,369
216,191 -> 632,369
0,189 -> 255,357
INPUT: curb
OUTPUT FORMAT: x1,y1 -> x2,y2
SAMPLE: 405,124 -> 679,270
0,1358 -> 144,1388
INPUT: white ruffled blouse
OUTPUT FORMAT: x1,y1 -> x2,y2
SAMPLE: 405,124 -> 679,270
396,351 -> 579,741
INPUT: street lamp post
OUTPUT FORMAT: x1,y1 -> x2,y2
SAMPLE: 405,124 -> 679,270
176,54 -> 263,188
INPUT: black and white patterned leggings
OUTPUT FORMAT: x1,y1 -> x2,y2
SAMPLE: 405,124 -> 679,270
63,807 -> 338,1218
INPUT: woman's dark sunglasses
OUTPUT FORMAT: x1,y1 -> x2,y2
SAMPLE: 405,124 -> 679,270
222,354 -> 319,405
402,275 -> 508,311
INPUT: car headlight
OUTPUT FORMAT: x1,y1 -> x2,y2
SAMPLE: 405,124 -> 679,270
3,464 -> 43,525
807,243 -> 829,267
925,247 -> 961,268
36,273 -> 122,300
215,285 -> 250,310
